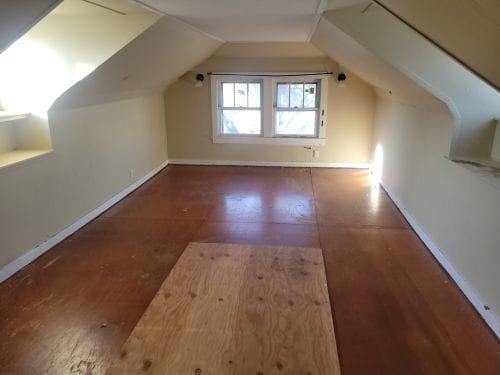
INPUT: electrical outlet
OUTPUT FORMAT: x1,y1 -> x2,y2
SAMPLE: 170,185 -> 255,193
129,169 -> 134,179
313,150 -> 320,158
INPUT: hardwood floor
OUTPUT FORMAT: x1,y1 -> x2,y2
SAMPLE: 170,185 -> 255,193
0,166 -> 498,374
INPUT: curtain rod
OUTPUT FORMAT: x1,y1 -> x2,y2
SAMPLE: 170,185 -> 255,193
207,72 -> 333,77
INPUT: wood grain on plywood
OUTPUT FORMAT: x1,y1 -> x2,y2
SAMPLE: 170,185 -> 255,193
107,242 -> 340,375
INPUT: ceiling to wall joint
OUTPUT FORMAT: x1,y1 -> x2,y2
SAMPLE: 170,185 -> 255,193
81,0 -> 126,15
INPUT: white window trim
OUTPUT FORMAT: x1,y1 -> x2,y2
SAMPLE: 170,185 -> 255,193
211,73 -> 328,146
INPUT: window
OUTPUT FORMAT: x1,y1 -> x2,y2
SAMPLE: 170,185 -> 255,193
220,80 -> 262,136
275,81 -> 320,137
211,74 -> 328,145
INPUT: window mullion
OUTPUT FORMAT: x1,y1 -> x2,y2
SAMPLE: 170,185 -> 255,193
302,82 -> 305,108
263,77 -> 273,138
288,84 -> 291,110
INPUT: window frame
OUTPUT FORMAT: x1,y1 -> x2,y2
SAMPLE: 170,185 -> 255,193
211,73 -> 328,145
272,78 -> 322,138
218,79 -> 264,137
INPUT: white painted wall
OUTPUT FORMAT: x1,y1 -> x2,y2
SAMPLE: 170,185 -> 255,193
0,93 -> 167,269
372,96 -> 500,336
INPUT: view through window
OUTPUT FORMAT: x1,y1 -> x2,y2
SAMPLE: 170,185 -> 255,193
221,81 -> 262,135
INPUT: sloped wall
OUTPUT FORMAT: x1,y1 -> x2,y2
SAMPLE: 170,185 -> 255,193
0,0 -> 158,115
53,16 -> 222,109
377,0 -> 500,90
320,2 -> 500,161
0,16 -> 222,274
0,0 -> 61,54
372,96 -> 500,336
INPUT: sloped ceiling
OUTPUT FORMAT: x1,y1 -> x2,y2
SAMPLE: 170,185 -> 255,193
0,0 -> 62,54
52,15 -> 222,109
375,0 -> 500,91
132,0 -> 327,41
0,0 -> 158,115
313,2 -> 500,160
311,14 -> 445,111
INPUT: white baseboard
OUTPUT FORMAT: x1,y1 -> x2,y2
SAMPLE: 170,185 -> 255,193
382,182 -> 500,339
0,160 -> 169,283
169,159 -> 370,169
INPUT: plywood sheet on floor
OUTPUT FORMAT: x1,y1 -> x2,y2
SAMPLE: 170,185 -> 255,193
107,242 -> 340,375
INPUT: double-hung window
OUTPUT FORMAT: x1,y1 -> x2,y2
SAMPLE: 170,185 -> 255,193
212,73 -> 328,145
219,80 -> 263,136
275,80 -> 320,137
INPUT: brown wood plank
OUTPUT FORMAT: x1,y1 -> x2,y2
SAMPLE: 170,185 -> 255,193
107,242 -> 340,375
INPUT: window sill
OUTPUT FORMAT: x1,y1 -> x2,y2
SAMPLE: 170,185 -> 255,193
0,111 -> 29,123
0,150 -> 52,172
449,156 -> 500,190
212,136 -> 326,146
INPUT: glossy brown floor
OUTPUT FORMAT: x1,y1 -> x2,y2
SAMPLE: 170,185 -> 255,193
0,166 -> 498,375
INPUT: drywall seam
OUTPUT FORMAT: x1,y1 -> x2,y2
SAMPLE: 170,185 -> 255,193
381,181 -> 500,339
169,159 -> 369,168
0,160 -> 169,284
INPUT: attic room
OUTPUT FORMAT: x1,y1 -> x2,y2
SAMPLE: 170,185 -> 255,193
0,0 -> 499,373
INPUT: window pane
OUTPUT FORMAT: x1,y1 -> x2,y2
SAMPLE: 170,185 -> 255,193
304,83 -> 317,108
235,83 -> 248,107
276,111 -> 316,136
290,83 -> 303,108
222,110 -> 261,135
277,83 -> 289,108
222,83 -> 234,107
248,83 -> 261,108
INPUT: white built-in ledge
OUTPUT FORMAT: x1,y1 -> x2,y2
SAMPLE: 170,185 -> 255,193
0,111 -> 29,123
0,150 -> 52,171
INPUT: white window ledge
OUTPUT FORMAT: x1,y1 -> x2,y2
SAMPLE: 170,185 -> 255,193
450,156 -> 500,190
212,136 -> 327,146
0,150 -> 52,172
0,111 -> 29,123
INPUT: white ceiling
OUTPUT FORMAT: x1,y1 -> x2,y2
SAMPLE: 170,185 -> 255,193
135,0 -> 328,42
